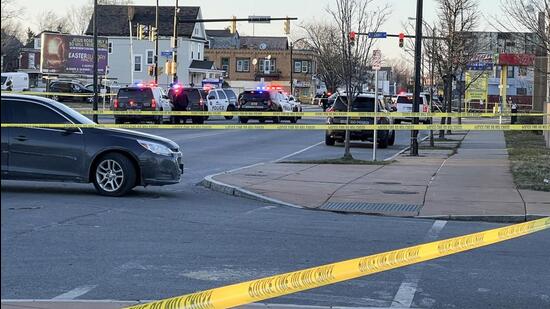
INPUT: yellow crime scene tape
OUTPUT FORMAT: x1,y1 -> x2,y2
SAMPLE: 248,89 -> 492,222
1,123 -> 549,131
4,91 -> 116,97
125,217 -> 550,309
78,110 -> 549,118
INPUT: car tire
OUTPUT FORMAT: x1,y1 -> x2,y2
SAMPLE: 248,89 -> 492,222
290,117 -> 298,124
389,131 -> 396,146
192,117 -> 204,124
51,95 -> 60,102
204,106 -> 209,121
225,105 -> 235,120
378,132 -> 389,149
394,119 -> 401,124
114,118 -> 123,124
273,116 -> 281,124
239,117 -> 249,124
325,133 -> 336,146
86,96 -> 94,104
92,153 -> 136,197
154,117 -> 162,125
423,119 -> 432,124
259,118 -> 266,123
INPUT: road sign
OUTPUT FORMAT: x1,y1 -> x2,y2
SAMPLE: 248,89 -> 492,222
248,16 -> 271,23
368,32 -> 387,39
372,50 -> 382,71
161,51 -> 173,58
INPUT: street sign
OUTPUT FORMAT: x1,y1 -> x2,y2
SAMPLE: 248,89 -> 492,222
161,51 -> 173,58
248,16 -> 271,23
372,50 -> 382,71
368,32 -> 387,39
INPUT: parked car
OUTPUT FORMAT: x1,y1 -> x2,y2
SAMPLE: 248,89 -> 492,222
325,93 -> 395,148
222,89 -> 239,120
237,89 -> 297,123
1,72 -> 29,91
204,88 -> 237,120
169,85 -> 208,124
48,80 -> 95,103
1,94 -> 183,196
113,85 -> 172,124
394,93 -> 431,124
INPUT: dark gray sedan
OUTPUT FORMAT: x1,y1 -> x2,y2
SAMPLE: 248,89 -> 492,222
1,94 -> 183,196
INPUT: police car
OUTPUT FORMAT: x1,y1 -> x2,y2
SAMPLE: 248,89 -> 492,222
204,87 -> 238,120
238,87 -> 298,123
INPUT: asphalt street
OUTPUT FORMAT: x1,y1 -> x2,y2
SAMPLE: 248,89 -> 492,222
2,112 -> 549,308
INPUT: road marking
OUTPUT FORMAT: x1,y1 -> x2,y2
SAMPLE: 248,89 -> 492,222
273,141 -> 324,162
390,220 -> 447,308
245,206 -> 278,215
51,285 -> 97,300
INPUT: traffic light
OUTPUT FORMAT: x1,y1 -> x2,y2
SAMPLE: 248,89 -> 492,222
137,24 -> 144,40
150,26 -> 157,42
284,17 -> 291,35
165,61 -> 173,75
230,16 -> 237,34
147,65 -> 155,76
399,32 -> 405,48
348,31 -> 356,45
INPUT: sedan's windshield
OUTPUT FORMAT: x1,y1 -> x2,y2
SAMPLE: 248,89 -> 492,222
47,98 -> 95,124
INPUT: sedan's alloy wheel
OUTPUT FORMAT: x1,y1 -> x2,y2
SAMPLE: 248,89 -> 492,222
96,159 -> 125,192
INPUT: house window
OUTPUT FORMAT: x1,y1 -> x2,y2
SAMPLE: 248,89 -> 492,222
302,60 -> 309,73
294,61 -> 302,73
146,50 -> 154,65
28,53 -> 35,69
518,67 -> 528,77
108,42 -> 113,54
134,55 -> 142,72
516,88 -> 527,95
221,58 -> 230,77
236,58 -> 250,72
507,66 -> 515,78
259,59 -> 276,73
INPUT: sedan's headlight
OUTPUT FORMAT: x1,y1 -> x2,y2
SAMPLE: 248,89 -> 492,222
137,140 -> 173,156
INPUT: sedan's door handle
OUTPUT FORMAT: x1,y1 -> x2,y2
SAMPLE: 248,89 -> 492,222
15,136 -> 28,142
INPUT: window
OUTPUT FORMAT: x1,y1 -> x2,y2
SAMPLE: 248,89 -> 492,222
507,66 -> 515,78
302,60 -> 309,73
516,88 -> 527,95
221,58 -> 230,77
259,59 -> 276,73
28,53 -> 35,69
294,61 -> 302,73
236,58 -> 250,72
11,101 -> 71,124
134,55 -> 142,72
108,42 -> 113,54
518,67 -> 528,77
146,50 -> 154,65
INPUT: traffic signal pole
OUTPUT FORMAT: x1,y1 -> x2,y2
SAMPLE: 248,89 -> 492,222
410,0 -> 424,156
154,0 -> 159,84
92,0 -> 98,123
172,0 -> 178,83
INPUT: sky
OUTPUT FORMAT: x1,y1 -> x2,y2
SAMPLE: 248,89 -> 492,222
16,0 -> 505,60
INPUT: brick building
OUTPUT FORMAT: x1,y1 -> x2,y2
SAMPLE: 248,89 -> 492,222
205,30 -> 317,98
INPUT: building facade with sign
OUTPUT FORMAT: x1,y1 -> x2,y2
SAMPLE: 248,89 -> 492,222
86,5 -> 222,87
462,31 -> 537,110
205,30 -> 317,98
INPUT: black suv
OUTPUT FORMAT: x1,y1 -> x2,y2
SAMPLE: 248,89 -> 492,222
237,90 -> 286,123
325,94 -> 396,148
49,80 -> 94,103
169,87 -> 208,124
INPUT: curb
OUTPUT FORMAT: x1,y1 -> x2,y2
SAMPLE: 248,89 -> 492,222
416,215 -> 531,223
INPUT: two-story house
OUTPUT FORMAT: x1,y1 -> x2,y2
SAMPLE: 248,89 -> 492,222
205,29 -> 317,98
85,5 -> 222,87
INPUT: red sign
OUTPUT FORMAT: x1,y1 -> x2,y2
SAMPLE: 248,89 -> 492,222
498,54 -> 535,66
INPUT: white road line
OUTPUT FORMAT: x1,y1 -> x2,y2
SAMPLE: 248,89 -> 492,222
51,285 -> 97,300
390,220 -> 447,308
273,141 -> 324,163
244,205 -> 278,215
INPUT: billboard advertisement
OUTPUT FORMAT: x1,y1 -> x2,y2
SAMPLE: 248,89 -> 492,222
40,33 -> 108,75
465,71 -> 489,102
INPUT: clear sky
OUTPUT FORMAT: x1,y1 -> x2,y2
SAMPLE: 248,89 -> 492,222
17,0 -> 504,60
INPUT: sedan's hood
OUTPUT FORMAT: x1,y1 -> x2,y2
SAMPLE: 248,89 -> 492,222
95,128 -> 179,150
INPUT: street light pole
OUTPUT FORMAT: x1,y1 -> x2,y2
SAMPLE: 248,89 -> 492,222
410,0 -> 424,156
154,0 -> 159,84
290,41 -> 293,96
92,0 -> 98,123
172,0 -> 178,83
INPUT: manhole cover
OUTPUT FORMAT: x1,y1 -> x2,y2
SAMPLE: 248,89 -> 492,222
382,190 -> 418,195
320,202 -> 421,215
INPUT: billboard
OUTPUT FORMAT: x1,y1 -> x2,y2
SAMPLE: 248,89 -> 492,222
40,33 -> 108,75
465,71 -> 489,102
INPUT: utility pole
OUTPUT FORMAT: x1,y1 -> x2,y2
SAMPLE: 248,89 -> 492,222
290,41 -> 293,96
430,27 -> 436,147
92,0 -> 98,123
172,0 -> 178,83
410,0 -> 423,156
154,0 -> 159,84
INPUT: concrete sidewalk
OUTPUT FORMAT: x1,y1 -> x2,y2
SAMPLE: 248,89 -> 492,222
203,131 -> 549,222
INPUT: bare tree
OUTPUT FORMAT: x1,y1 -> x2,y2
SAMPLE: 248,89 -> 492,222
328,0 -> 390,159
301,22 -> 344,93
388,58 -> 414,92
498,0 -> 549,54
65,0 -> 134,35
36,10 -> 70,33
1,0 -> 23,22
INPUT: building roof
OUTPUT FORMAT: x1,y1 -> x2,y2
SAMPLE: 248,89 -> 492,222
85,5 -> 200,38
240,36 -> 288,50
189,60 -> 215,70
205,29 -> 234,37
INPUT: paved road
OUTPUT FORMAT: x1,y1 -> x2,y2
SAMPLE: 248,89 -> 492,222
2,116 -> 549,308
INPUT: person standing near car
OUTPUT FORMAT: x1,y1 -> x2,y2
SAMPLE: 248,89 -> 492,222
168,85 -> 188,123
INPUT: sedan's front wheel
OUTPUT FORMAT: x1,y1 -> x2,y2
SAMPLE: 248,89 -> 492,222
93,153 -> 136,197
